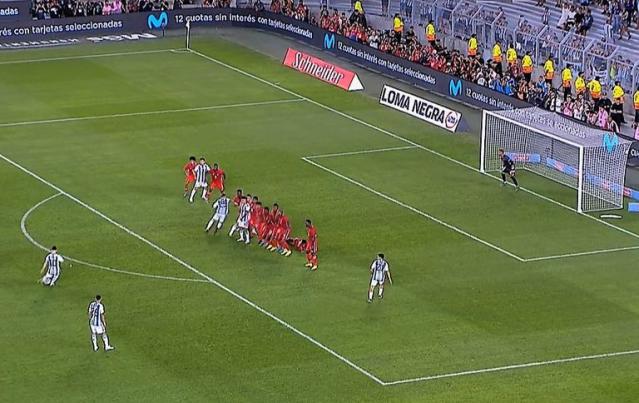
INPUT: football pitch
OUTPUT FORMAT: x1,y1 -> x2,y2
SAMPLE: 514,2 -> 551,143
1,35 -> 639,402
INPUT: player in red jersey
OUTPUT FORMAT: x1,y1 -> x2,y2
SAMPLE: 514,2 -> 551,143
262,203 -> 281,249
305,219 -> 318,271
249,196 -> 260,236
287,237 -> 307,252
232,189 -> 243,206
208,163 -> 226,196
257,206 -> 270,244
267,209 -> 285,252
183,156 -> 197,197
275,213 -> 292,256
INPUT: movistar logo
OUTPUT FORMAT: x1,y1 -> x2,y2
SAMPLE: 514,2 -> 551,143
147,11 -> 168,30
323,33 -> 335,49
449,79 -> 462,97
603,133 -> 619,153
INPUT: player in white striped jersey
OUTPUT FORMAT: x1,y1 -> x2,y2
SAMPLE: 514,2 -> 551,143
236,196 -> 252,244
39,246 -> 64,287
228,194 -> 249,238
205,193 -> 231,234
188,157 -> 210,203
368,253 -> 392,303
88,295 -> 115,352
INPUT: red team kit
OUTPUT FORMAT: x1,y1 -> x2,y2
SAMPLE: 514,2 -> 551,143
183,156 -> 318,270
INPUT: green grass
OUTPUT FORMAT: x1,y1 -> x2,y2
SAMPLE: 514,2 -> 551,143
1,36 -> 639,402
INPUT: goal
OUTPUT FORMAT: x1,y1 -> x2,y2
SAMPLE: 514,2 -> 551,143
480,107 -> 631,213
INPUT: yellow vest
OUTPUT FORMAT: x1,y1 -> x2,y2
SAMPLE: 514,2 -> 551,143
354,0 -> 363,13
544,60 -> 554,74
561,68 -> 572,87
506,48 -> 517,63
426,23 -> 435,41
468,37 -> 477,51
634,90 -> 639,109
393,17 -> 403,32
492,44 -> 502,62
522,55 -> 533,73
588,80 -> 601,97
575,76 -> 586,93
613,85 -> 625,100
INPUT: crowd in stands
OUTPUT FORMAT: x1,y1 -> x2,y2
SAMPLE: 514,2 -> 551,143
30,0 -> 189,19
535,0 -> 638,41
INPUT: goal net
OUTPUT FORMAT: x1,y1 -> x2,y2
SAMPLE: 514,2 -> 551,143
481,107 -> 631,213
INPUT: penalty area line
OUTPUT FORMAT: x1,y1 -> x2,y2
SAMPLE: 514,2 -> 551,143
304,145 -> 419,159
383,348 -> 639,386
0,151 -> 385,386
302,157 -> 526,262
522,245 -> 639,262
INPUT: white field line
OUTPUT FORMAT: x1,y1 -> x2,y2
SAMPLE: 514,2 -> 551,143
0,152 -> 385,386
186,49 -> 639,244
304,146 -> 419,159
0,48 -> 177,65
383,349 -> 639,386
522,245 -> 639,262
20,193 -> 208,284
302,157 -> 526,262
0,99 -> 304,128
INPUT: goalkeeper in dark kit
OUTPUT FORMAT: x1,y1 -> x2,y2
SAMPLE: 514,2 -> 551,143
498,148 -> 519,190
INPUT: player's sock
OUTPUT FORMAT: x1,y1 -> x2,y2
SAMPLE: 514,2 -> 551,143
202,189 -> 208,200
379,287 -> 384,297
91,334 -> 98,351
243,230 -> 250,244
189,187 -> 197,203
102,333 -> 111,348
368,290 -> 373,301
511,177 -> 519,187
229,224 -> 237,237
205,218 -> 215,232
500,173 -> 506,183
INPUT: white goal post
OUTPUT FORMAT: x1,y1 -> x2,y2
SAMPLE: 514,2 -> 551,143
480,107 -> 632,213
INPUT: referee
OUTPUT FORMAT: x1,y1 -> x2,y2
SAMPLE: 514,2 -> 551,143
498,149 -> 520,190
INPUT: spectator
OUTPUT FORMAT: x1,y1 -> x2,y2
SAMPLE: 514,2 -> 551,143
544,56 -> 555,85
425,19 -> 436,47
392,13 -> 403,41
468,33 -> 478,58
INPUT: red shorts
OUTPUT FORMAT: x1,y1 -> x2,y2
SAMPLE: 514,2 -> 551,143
185,174 -> 195,184
306,243 -> 317,254
210,181 -> 224,191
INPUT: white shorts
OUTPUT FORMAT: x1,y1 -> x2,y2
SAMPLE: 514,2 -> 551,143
194,181 -> 208,188
237,219 -> 249,229
370,278 -> 385,287
90,324 -> 105,335
213,213 -> 227,223
42,271 -> 59,286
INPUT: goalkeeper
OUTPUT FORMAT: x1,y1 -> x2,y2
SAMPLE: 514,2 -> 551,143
498,149 -> 519,189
